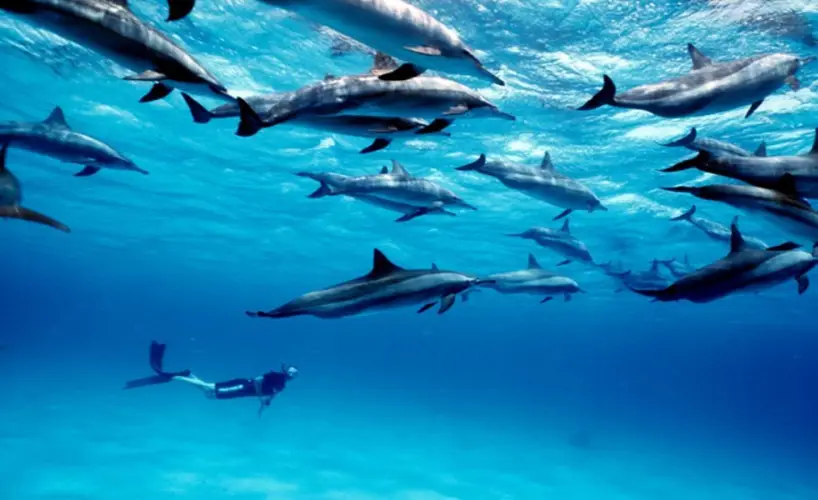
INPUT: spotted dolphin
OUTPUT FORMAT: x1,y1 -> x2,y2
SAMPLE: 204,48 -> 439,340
507,219 -> 594,266
661,127 -> 767,159
0,107 -> 144,176
298,160 -> 476,219
297,166 -> 458,222
0,144 -> 70,232
246,249 -> 491,318
579,44 -> 810,118
663,184 -> 818,242
456,153 -> 606,220
663,129 -> 818,199
630,218 -> 818,302
1,0 -> 232,103
482,253 -> 583,303
671,205 -> 767,249
167,0 -> 504,86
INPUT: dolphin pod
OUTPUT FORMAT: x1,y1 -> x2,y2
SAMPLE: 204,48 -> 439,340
166,0 -> 504,86
630,218 -> 818,302
1,0 -> 232,103
456,153 -> 606,220
246,249 -> 491,319
579,44 -> 809,118
0,107 -> 144,177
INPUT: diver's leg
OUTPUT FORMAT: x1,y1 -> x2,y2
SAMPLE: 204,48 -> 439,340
173,374 -> 216,398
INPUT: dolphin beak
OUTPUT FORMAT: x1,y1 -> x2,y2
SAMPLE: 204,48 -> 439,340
596,204 -> 608,212
801,56 -> 817,67
494,109 -> 516,121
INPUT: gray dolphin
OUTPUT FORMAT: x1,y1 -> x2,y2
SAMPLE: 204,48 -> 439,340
630,218 -> 818,302
233,54 -> 512,137
168,0 -> 504,86
181,91 -> 452,154
2,0 -> 232,103
671,205 -> 767,249
507,219 -> 594,266
615,260 -> 671,293
0,107 -> 144,176
663,129 -> 818,199
297,165 -> 458,222
456,153 -> 606,220
0,144 -> 70,232
482,253 -> 583,303
661,127 -> 767,159
663,184 -> 818,242
579,44 -> 809,118
657,255 -> 696,279
298,159 -> 476,218
246,248 -> 491,319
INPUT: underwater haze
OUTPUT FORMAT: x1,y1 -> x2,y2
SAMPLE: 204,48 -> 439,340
2,0 -> 818,498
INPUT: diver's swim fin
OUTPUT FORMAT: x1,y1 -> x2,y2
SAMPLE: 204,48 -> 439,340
123,374 -> 173,390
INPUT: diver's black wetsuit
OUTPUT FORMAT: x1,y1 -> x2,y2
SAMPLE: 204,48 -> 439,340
213,371 -> 291,400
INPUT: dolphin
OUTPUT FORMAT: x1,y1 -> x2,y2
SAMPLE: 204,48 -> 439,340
456,153 -> 606,220
246,248 -> 491,318
2,0 -> 232,103
297,159 -> 476,218
0,107 -> 144,176
741,8 -> 816,48
0,143 -> 70,232
181,91 -> 452,154
579,44 -> 810,118
482,253 -> 583,303
167,0 -> 504,86
613,260 -> 671,293
297,166 -> 459,222
657,255 -> 696,279
663,185 -> 818,242
507,219 -> 594,266
662,129 -> 818,199
670,205 -> 767,249
630,218 -> 818,302
661,127 -> 767,159
232,55 -> 512,137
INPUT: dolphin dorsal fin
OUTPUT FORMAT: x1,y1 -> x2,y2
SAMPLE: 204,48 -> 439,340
687,44 -> 713,70
379,166 -> 389,175
0,143 -> 8,173
754,142 -> 767,157
323,74 -> 339,81
650,259 -> 660,273
810,128 -> 818,155
540,152 -> 554,171
390,159 -> 410,178
369,249 -> 403,278
527,253 -> 541,269
561,219 -> 570,233
729,216 -> 747,254
108,0 -> 130,9
371,52 -> 398,75
44,106 -> 70,129
431,263 -> 439,271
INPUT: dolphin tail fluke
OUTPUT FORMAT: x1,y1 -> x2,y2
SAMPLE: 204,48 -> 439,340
236,98 -> 264,137
797,275 -> 810,295
0,206 -> 70,233
661,151 -> 710,173
307,181 -> 334,199
378,63 -> 425,81
416,119 -> 452,135
540,296 -> 554,304
166,0 -> 196,21
578,75 -> 616,111
438,294 -> 456,314
456,154 -> 486,171
74,166 -> 101,177
553,208 -> 573,221
661,128 -> 697,147
360,138 -> 391,154
139,83 -> 173,103
557,259 -> 572,266
181,93 -> 213,124
671,205 -> 697,222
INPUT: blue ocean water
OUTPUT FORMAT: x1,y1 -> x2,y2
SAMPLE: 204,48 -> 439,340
2,0 -> 818,498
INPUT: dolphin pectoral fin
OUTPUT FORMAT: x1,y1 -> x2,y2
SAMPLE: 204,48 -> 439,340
417,302 -> 436,314
181,93 -> 212,124
361,138 -> 391,154
0,206 -> 70,233
540,296 -> 553,304
166,0 -> 196,21
797,275 -> 809,295
405,45 -> 443,56
307,181 -> 334,199
745,100 -> 764,118
557,259 -> 572,266
74,166 -> 101,177
553,208 -> 573,221
438,294 -> 456,314
378,63 -> 425,81
417,119 -> 453,135
396,207 -> 432,223
443,104 -> 470,116
139,83 -> 173,103
564,293 -> 572,302
236,98 -> 266,137
125,70 -> 167,82
786,76 -> 801,91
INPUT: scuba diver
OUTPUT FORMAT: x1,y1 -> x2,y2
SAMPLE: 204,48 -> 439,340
124,341 -> 298,416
